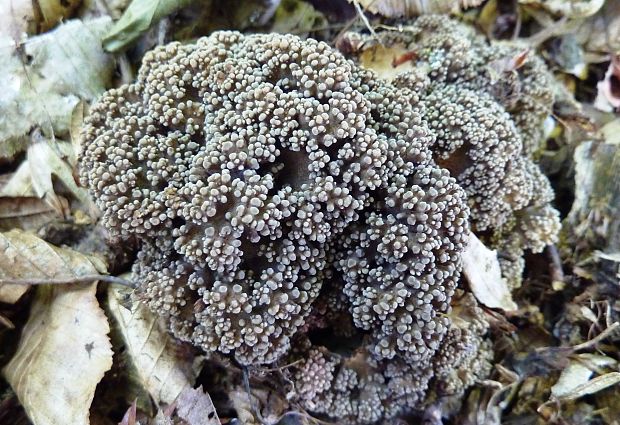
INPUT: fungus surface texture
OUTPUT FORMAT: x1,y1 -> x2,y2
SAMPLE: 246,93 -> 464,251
79,16 -> 558,423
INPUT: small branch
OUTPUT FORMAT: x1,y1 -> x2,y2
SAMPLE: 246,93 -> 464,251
573,322 -> 620,351
259,359 -> 302,372
546,245 -> 565,284
0,274 -> 136,288
352,0 -> 378,39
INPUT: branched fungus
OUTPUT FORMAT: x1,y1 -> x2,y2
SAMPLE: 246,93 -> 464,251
79,16 -> 559,423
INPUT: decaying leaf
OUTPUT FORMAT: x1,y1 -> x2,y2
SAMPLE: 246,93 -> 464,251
0,17 -> 113,160
551,354 -> 617,399
594,55 -> 620,112
119,400 -> 138,425
553,372 -> 620,401
0,138 -> 93,216
108,284 -> 200,406
3,281 -> 113,425
0,229 -> 106,303
349,0 -> 484,17
520,0 -> 604,18
358,44 -> 418,81
567,120 -> 620,258
270,0 -> 327,36
462,233 -> 518,311
0,197 -> 57,231
102,0 -> 194,53
0,0 -> 38,37
175,386 -> 221,425
0,0 -> 82,36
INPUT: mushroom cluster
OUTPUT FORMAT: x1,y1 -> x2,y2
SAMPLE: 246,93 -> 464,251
79,16 -> 558,423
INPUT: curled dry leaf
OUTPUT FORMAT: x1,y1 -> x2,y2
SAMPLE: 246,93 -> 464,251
108,284 -> 200,406
594,55 -> 620,112
3,281 -> 113,425
1,138 -> 94,217
349,0 -> 484,17
462,233 -> 518,311
551,354 -> 617,399
0,229 -> 106,304
102,0 -> 194,53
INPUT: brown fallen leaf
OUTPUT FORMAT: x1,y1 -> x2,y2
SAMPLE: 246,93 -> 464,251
108,284 -> 201,406
0,197 -> 58,231
175,386 -> 221,425
3,281 -> 113,425
0,229 -> 107,303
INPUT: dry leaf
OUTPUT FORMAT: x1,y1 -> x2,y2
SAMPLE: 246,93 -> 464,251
359,44 -> 417,81
270,0 -> 327,36
176,386 -> 221,425
0,17 -> 113,160
0,197 -> 58,231
462,233 -> 518,311
108,284 -> 200,405
3,281 -> 113,425
350,0 -> 484,17
553,372 -> 620,401
594,56 -> 620,112
567,120 -> 620,257
520,0 -> 604,19
0,139 -> 93,216
102,0 -> 194,53
119,400 -> 138,425
0,229 -> 106,303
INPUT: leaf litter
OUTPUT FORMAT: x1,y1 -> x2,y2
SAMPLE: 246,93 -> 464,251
1,1 -> 620,425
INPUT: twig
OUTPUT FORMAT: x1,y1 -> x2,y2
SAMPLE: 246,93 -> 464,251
546,245 -> 565,284
259,359 -> 302,372
352,0 -> 378,39
242,367 -> 264,424
0,274 -> 136,288
573,322 -> 620,351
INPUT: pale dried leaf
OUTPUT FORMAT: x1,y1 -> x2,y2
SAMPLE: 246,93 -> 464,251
176,386 -> 221,425
0,17 -> 113,159
520,0 -> 604,18
594,57 -> 620,112
551,361 -> 595,398
553,372 -> 620,401
3,281 -> 113,425
108,284 -> 200,406
0,139 -> 93,216
0,197 -> 58,231
462,233 -> 518,311
0,0 -> 37,38
350,0 -> 483,17
359,44 -> 417,81
0,229 -> 106,303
